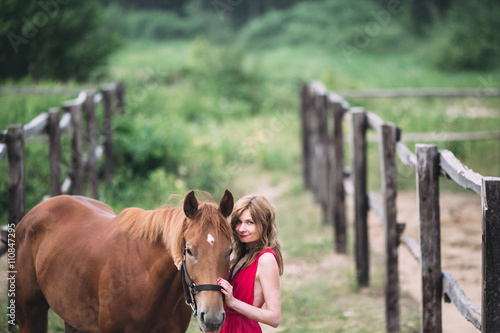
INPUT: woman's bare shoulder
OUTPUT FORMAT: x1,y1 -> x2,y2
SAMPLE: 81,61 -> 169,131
258,252 -> 279,270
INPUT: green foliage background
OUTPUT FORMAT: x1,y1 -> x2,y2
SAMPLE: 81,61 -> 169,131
0,1 -> 499,331
430,0 -> 500,70
0,0 -> 120,81
3,0 -> 500,82
0,0 -> 498,221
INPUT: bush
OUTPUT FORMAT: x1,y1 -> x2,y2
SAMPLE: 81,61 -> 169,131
431,1 -> 500,70
113,114 -> 187,178
101,2 -> 234,43
111,108 -> 237,201
237,0 -> 410,53
0,0 -> 120,81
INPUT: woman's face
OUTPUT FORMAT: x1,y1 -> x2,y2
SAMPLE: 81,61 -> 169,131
235,209 -> 260,246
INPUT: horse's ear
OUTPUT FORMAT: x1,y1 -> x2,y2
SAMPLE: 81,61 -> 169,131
219,189 -> 234,218
184,191 -> 198,219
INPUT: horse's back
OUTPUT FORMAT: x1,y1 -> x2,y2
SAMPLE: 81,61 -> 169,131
16,194 -> 120,266
16,194 -> 118,273
17,194 -> 113,226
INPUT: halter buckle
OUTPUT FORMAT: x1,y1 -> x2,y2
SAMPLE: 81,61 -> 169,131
185,299 -> 197,317
190,283 -> 197,295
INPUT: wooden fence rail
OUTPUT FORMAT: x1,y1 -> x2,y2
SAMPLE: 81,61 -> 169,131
337,87 -> 500,99
300,81 -> 500,333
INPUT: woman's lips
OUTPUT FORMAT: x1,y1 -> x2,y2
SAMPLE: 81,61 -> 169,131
239,234 -> 248,238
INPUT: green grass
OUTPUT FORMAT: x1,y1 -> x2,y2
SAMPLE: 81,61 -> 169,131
246,43 -> 500,88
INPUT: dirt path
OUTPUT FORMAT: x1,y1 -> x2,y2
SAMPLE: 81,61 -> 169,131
338,190 -> 481,333
393,191 -> 481,333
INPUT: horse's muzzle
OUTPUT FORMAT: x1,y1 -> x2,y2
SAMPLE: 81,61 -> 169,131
198,309 -> 225,332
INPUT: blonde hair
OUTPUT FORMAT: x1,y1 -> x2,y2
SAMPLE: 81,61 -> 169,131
229,195 -> 284,275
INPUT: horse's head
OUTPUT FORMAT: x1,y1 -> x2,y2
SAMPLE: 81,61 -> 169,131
182,189 -> 234,332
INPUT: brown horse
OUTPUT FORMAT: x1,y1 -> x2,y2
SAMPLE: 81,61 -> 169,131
14,190 -> 234,333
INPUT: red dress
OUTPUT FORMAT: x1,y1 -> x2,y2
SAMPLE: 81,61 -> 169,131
219,249 -> 278,333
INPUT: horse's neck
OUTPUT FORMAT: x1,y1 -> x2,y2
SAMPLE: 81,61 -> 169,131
117,206 -> 185,271
121,239 -> 182,314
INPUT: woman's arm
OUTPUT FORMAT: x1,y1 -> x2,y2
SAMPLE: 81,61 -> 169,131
219,253 -> 281,328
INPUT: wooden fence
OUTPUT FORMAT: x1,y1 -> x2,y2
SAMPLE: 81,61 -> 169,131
300,81 -> 500,333
0,82 -> 124,230
0,83 -> 124,332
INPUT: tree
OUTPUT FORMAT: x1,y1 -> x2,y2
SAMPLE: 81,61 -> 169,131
0,0 -> 120,81
410,0 -> 449,35
432,0 -> 500,70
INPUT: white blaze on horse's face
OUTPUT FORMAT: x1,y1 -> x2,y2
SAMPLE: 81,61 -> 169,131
207,233 -> 215,246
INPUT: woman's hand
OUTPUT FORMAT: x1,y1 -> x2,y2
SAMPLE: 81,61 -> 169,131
218,277 -> 236,308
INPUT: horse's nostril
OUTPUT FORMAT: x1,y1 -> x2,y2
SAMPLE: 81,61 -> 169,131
198,310 -> 226,331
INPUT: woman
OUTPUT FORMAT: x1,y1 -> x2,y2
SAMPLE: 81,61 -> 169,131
218,195 -> 284,332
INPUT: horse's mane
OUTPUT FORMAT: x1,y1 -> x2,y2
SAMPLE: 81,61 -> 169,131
116,198 -> 232,269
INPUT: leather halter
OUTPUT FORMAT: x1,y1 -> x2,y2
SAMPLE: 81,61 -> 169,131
180,241 -> 223,317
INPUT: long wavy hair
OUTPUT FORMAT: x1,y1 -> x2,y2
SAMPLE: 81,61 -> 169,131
229,195 -> 284,275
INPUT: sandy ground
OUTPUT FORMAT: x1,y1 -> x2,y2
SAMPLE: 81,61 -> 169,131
362,191 -> 482,333
395,191 -> 482,333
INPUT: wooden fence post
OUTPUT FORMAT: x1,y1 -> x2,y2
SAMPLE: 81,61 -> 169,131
317,94 -> 329,223
47,108 -> 62,197
351,109 -> 368,277
116,82 -> 125,114
417,144 -> 442,333
481,177 -> 500,332
84,91 -> 98,198
7,124 -> 24,333
380,123 -> 399,333
7,124 -> 25,226
330,100 -> 347,254
102,88 -> 114,184
68,104 -> 84,195
310,92 -> 323,202
308,90 -> 317,196
300,84 -> 312,190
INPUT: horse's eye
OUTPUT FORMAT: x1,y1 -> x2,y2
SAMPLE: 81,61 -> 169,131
228,249 -> 233,257
186,248 -> 194,257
